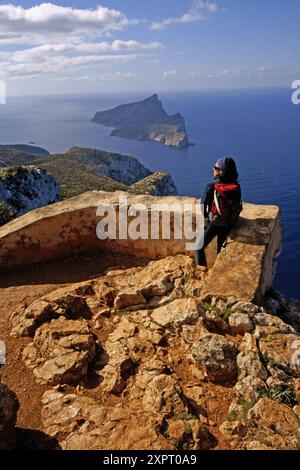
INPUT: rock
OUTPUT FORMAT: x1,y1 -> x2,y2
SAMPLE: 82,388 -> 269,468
130,172 -> 178,197
248,398 -> 300,440
151,298 -> 202,329
98,317 -> 162,394
192,333 -> 238,383
254,312 -> 295,334
114,292 -> 146,310
11,287 -> 90,337
141,374 -> 187,415
0,383 -> 19,450
229,313 -> 253,335
231,301 -> 262,317
258,333 -> 300,376
64,146 -> 152,186
234,376 -> 266,405
91,94 -> 190,150
23,318 -> 96,385
0,166 -> 60,217
219,420 -> 247,442
41,389 -> 170,450
237,350 -> 268,380
221,397 -> 300,450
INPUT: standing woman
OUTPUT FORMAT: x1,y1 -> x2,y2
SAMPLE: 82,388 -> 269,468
195,157 -> 243,266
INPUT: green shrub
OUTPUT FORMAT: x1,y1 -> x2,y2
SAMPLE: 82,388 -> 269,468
0,202 -> 16,226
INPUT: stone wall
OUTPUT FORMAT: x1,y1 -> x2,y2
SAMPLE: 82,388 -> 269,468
0,191 -> 282,304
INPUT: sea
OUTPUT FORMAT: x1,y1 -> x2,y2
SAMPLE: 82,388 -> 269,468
0,88 -> 299,299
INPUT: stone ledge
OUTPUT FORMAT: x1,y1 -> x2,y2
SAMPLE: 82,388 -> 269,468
0,191 -> 282,304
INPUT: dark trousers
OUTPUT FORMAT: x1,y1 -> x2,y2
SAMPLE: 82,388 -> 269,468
195,223 -> 232,266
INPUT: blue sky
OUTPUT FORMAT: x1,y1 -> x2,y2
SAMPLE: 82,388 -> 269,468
0,0 -> 299,95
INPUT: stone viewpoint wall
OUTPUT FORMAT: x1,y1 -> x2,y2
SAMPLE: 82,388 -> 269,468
0,191 -> 282,304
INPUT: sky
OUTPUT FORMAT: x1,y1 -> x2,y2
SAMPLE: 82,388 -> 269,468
0,0 -> 299,96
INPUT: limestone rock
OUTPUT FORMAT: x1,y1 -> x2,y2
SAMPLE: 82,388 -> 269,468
0,383 -> 19,450
237,350 -> 268,381
229,313 -> 253,335
151,298 -> 202,329
258,333 -> 300,377
254,312 -> 296,334
11,287 -> 90,337
192,333 -> 238,383
23,318 -> 96,385
0,166 -> 60,217
41,389 -> 170,450
248,398 -> 300,443
141,374 -> 186,415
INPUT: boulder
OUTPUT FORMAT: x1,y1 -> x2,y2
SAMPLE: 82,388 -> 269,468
23,318 -> 96,385
248,398 -> 300,445
229,313 -> 253,335
11,286 -> 90,337
258,333 -> 300,377
192,333 -> 238,383
151,298 -> 202,329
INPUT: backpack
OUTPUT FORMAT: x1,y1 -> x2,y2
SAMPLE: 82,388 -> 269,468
209,182 -> 243,227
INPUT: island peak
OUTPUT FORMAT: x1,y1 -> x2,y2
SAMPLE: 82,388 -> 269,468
91,94 -> 190,149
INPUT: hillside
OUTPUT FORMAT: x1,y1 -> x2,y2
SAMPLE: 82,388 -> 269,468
0,145 -> 178,201
34,155 -> 128,199
0,144 -> 49,167
91,94 -> 190,149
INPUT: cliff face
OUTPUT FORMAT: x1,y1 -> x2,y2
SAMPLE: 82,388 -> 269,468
91,94 -> 190,149
1,192 -> 299,451
63,146 -> 152,186
0,166 -> 61,217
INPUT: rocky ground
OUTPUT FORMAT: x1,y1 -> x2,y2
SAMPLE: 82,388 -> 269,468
0,252 -> 299,450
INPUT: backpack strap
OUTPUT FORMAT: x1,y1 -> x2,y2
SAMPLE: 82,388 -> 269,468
213,189 -> 222,215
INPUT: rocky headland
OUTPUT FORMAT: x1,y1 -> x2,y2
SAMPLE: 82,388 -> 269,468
91,94 -> 190,149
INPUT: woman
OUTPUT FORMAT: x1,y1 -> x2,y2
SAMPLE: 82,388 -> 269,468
195,157 -> 242,266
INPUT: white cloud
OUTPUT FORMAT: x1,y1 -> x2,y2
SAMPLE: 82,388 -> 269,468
0,3 -> 138,45
11,40 -> 163,62
57,72 -> 139,82
0,4 -> 163,80
0,54 -> 141,79
162,70 -> 179,78
150,1 -> 219,31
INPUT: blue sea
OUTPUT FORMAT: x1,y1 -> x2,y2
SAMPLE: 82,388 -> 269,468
0,88 -> 299,298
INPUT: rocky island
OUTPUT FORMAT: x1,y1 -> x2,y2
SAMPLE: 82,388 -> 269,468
91,94 -> 190,149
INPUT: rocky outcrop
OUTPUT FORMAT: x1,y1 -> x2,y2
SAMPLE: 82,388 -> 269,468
4,249 -> 300,450
64,146 -> 152,186
91,94 -> 190,149
22,318 -> 96,385
0,166 -> 60,217
192,334 -> 238,384
0,383 -> 19,450
130,172 -> 178,196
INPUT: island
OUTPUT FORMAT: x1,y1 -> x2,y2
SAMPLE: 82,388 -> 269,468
91,94 -> 190,149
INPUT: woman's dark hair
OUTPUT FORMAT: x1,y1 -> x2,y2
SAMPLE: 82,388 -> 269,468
219,157 -> 239,183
